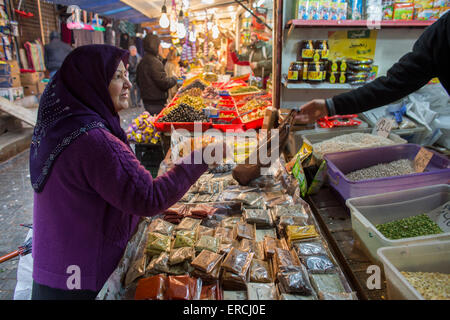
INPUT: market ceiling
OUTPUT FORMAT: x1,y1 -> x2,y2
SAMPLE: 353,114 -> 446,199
45,0 -> 245,24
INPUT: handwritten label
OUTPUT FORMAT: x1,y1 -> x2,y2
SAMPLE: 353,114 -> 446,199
414,147 -> 433,173
375,118 -> 393,138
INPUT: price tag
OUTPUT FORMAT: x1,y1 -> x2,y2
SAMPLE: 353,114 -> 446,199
414,147 -> 433,173
375,118 -> 393,138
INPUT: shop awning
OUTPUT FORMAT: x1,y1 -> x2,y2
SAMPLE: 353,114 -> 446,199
44,0 -> 152,24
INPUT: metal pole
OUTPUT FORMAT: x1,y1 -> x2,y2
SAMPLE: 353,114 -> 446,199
233,0 -> 272,31
37,0 -> 45,45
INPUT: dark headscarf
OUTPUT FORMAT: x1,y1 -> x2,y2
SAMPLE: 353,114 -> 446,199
30,44 -> 129,192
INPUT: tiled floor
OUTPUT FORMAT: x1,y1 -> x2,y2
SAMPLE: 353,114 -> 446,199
0,106 -> 144,300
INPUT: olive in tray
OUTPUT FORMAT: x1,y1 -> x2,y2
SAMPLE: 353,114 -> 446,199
157,103 -> 209,123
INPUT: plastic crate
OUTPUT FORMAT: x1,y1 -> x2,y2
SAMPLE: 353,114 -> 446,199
324,144 -> 450,201
377,240 -> 450,300
346,184 -> 450,263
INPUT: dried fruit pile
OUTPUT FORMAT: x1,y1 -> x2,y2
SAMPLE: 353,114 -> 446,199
158,103 -> 209,123
401,271 -> 450,300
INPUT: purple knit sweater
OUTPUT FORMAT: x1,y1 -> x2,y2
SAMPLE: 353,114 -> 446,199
32,128 -> 208,291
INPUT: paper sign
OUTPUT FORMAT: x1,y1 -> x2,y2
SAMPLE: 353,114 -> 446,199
375,118 -> 393,138
414,147 -> 433,173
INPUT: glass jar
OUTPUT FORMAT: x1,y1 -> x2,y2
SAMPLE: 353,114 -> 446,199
287,61 -> 304,83
307,62 -> 326,83
298,40 -> 315,61
314,40 -> 329,61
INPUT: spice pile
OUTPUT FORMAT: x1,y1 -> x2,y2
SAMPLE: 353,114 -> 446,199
178,79 -> 209,95
312,133 -> 397,158
345,159 -> 415,181
401,271 -> 450,300
376,214 -> 443,240
230,86 -> 260,95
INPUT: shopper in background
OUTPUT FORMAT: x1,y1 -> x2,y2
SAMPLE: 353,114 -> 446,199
229,32 -> 272,89
137,34 -> 177,115
127,45 -> 142,108
164,47 -> 181,103
30,44 -> 223,300
295,11 -> 450,124
44,31 -> 72,78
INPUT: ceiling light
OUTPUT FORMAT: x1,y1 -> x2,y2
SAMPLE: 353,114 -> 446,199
159,3 -> 169,28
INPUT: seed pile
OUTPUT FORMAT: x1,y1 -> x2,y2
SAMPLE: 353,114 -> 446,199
401,271 -> 450,300
158,103 -> 209,123
376,214 -> 443,239
345,159 -> 415,181
179,87 -> 202,97
312,133 -> 396,158
178,79 -> 208,94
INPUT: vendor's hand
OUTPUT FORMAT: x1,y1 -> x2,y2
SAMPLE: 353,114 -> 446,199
294,99 -> 328,124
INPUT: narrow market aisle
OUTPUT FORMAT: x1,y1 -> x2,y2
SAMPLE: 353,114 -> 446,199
0,106 -> 144,300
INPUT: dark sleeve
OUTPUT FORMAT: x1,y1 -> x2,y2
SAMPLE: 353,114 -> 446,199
149,59 -> 177,90
331,13 -> 449,115
257,45 -> 272,70
82,129 -> 208,217
44,46 -> 49,69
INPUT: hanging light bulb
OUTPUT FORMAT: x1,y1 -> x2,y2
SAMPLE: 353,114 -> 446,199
159,2 -> 170,28
212,24 -> 219,39
177,9 -> 186,39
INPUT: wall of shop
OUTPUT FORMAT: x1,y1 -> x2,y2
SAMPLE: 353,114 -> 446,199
11,0 -> 58,46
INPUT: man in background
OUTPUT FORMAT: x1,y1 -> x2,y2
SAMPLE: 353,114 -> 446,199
128,45 -> 142,108
44,31 -> 72,78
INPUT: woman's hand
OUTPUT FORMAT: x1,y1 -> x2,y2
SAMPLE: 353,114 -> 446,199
294,99 -> 328,124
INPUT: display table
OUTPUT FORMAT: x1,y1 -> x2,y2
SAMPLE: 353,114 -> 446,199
307,187 -> 388,300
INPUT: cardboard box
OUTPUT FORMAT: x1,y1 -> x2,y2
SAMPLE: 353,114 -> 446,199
23,83 -> 39,96
6,60 -> 20,75
20,72 -> 40,85
37,81 -> 46,94
393,3 -> 414,20
0,87 -> 24,102
0,74 -> 21,87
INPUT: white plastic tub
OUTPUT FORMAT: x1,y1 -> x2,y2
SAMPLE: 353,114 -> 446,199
377,240 -> 450,300
346,184 -> 450,263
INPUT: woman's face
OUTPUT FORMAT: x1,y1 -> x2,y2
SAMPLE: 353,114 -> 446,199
109,61 -> 131,113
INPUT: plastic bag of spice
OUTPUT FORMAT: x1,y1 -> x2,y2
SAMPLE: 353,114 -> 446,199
173,229 -> 197,248
169,247 -> 196,265
293,240 -> 328,256
148,218 -> 175,236
239,239 -> 265,260
234,222 -> 256,240
301,255 -> 336,274
218,240 -> 239,255
250,259 -> 272,283
277,264 -> 314,296
255,228 -> 277,242
319,292 -> 357,300
153,252 -> 170,273
242,209 -> 273,228
223,290 -> 247,300
191,249 -> 223,273
188,204 -> 218,219
273,205 -> 309,220
263,236 -> 280,259
146,232 -> 171,255
222,247 -> 254,277
176,217 -> 202,231
200,281 -> 221,300
262,192 -> 294,208
191,255 -> 223,281
275,248 -> 298,268
134,274 -> 167,300
166,275 -> 202,300
167,263 -> 188,275
286,225 -> 319,242
195,235 -> 221,253
198,225 -> 215,237
214,226 -> 235,243
237,192 -> 266,209
278,216 -> 310,234
310,273 -> 346,295
220,216 -> 242,229
247,282 -> 277,300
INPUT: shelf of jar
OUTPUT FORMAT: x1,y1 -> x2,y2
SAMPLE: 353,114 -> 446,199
285,19 -> 435,28
282,80 -> 363,90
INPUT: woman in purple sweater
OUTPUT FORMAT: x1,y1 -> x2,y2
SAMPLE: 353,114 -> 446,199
29,45 -> 210,299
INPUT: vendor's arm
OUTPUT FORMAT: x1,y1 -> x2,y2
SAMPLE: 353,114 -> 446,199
80,128 -> 208,217
256,44 -> 272,71
230,49 -> 250,66
328,12 -> 449,116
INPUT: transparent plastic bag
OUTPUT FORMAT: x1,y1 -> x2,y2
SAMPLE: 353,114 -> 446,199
191,249 -> 223,273
198,225 -> 215,237
235,222 -> 256,240
195,235 -> 221,253
286,225 -> 319,242
319,292 -> 358,300
250,259 -> 273,283
274,248 -> 297,268
247,283 -> 277,300
169,247 -> 196,265
223,291 -> 248,300
166,275 -> 202,300
173,230 -> 197,248
302,255 -> 336,274
277,264 -> 314,296
262,191 -> 294,208
220,216 -> 242,229
310,273 -> 346,295
148,218 -> 175,236
243,208 -> 273,228
146,232 -> 171,255
273,205 -> 309,221
222,247 -> 254,277
175,217 -> 202,231
134,274 -> 167,300
239,239 -> 265,261
293,240 -> 328,256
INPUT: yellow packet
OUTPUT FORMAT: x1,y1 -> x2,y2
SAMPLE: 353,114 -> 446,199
286,225 -> 319,241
